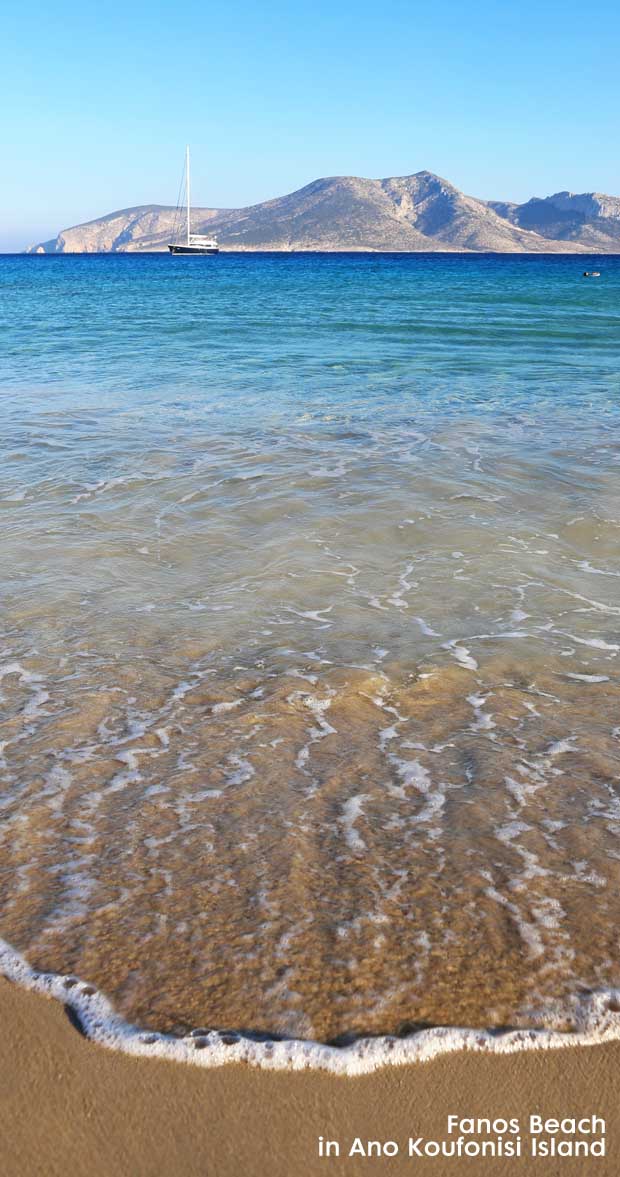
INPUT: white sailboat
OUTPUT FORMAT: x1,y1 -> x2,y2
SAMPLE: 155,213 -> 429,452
168,147 -> 219,255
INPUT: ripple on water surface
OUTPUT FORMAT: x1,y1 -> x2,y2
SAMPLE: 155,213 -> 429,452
0,253 -> 620,1045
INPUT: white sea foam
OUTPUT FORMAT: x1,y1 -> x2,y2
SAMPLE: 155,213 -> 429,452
0,662 -> 50,721
340,794 -> 369,851
283,606 -> 333,625
557,631 -> 620,653
467,693 -> 496,735
390,758 -> 431,794
565,673 -> 610,683
3,938 -> 620,1076
414,617 -> 440,637
225,754 -> 255,786
546,738 -> 577,757
212,698 -> 243,714
387,562 -> 417,609
577,561 -> 620,578
291,691 -> 337,776
442,641 -> 478,671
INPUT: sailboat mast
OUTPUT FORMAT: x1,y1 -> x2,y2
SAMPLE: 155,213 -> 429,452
169,145 -> 217,254
186,145 -> 191,246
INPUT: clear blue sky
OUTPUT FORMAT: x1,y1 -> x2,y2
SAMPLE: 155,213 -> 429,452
2,0 -> 619,250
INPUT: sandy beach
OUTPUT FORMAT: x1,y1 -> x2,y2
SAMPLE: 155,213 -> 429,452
1,975 -> 618,1176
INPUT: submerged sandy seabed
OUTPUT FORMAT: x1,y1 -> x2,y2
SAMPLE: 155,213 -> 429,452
1,651 -> 620,1042
1,419 -> 620,1041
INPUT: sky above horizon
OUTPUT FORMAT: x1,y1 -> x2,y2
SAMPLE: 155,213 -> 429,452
2,0 -> 619,250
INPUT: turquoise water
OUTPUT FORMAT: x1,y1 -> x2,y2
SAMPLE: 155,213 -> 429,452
3,253 -> 620,423
1,253 -> 620,1044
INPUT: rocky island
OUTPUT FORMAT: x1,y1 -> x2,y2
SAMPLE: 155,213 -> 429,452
28,171 -> 620,254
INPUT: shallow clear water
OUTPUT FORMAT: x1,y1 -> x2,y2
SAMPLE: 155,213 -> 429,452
1,252 -> 619,1042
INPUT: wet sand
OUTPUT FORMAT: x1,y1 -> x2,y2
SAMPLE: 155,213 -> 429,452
2,975 -> 619,1177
